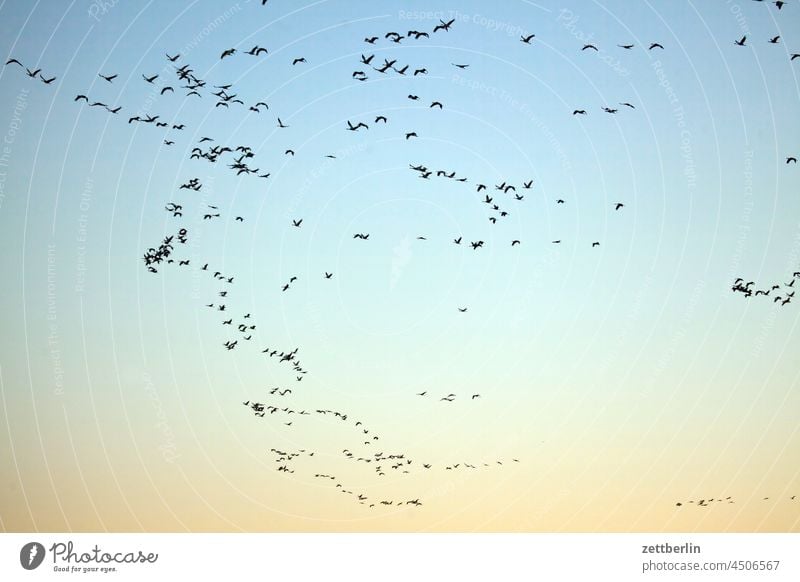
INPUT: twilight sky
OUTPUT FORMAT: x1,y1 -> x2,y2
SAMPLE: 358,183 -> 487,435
0,0 -> 799,532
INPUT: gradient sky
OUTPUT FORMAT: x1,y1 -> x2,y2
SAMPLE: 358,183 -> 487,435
1,0 -> 799,532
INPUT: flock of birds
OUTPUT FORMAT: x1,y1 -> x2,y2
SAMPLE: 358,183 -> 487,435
4,1 -> 798,516
731,274 -> 798,305
675,494 -> 797,508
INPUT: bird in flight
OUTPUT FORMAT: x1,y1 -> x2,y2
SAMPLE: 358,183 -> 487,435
245,45 -> 268,56
735,36 -> 747,46
521,34 -> 535,44
433,18 -> 455,33
99,73 -> 117,82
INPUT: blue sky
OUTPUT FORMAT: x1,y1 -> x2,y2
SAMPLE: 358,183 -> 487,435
0,0 -> 798,531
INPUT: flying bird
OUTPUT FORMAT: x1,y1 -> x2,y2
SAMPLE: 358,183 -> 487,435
433,18 -> 455,33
